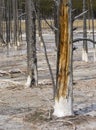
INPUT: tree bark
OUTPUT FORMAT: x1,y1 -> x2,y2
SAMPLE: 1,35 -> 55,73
54,1 -> 59,48
90,0 -> 96,61
53,0 -> 73,117
12,0 -> 19,46
0,0 -> 5,44
82,0 -> 88,62
6,0 -> 11,44
25,0 -> 38,87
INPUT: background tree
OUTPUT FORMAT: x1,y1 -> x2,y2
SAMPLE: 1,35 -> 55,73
54,0 -> 59,48
82,0 -> 88,62
0,0 -> 4,43
37,0 -> 54,18
12,0 -> 19,47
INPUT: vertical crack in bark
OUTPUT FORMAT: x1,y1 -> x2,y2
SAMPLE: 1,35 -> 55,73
57,0 -> 69,99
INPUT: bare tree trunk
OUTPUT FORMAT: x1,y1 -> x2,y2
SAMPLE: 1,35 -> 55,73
0,0 -> 4,44
37,8 -> 56,98
4,0 -> 11,55
90,0 -> 96,61
36,0 -> 43,47
6,0 -> 11,44
82,0 -> 88,62
25,0 -> 38,87
54,1 -> 59,48
0,0 -> 3,36
12,0 -> 19,47
53,0 -> 73,117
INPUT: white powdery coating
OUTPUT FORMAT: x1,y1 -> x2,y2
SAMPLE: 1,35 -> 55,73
38,36 -> 43,46
17,41 -> 20,46
82,49 -> 88,62
25,75 -> 31,88
53,97 -> 72,117
93,51 -> 96,62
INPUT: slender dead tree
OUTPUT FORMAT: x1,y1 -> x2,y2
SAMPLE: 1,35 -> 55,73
4,0 -> 11,55
53,0 -> 73,117
82,0 -> 88,62
0,0 -> 4,44
36,2 -> 56,98
0,1 -> 3,35
25,0 -> 38,87
89,0 -> 96,61
54,0 -> 59,48
12,0 -> 19,47
6,0 -> 11,44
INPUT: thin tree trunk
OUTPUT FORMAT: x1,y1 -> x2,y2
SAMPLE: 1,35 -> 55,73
82,0 -> 88,62
25,0 -> 38,87
53,0 -> 73,117
7,0 -> 11,44
37,9 -> 56,98
90,0 -> 95,61
4,0 -> 10,55
0,0 -> 5,44
12,0 -> 18,47
54,1 -> 59,48
0,0 -> 3,39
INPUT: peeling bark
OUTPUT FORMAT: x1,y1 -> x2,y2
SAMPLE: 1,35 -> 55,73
53,0 -> 73,117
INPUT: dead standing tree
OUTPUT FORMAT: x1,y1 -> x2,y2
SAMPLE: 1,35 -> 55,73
82,0 -> 88,62
53,0 -> 73,117
12,0 -> 19,47
90,0 -> 96,61
0,0 -> 5,44
54,0 -> 59,48
25,0 -> 38,87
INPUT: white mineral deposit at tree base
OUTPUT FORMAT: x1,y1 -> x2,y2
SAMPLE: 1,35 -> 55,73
38,36 -> 43,47
53,96 -> 73,117
25,75 -> 31,88
82,49 -> 88,62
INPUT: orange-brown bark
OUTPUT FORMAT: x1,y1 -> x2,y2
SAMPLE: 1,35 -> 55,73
56,0 -> 70,99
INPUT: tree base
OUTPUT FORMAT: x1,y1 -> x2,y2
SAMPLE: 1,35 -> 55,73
53,97 -> 73,117
93,51 -> 96,62
25,75 -> 31,88
82,49 -> 88,62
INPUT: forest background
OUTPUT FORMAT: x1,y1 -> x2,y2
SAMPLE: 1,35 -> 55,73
18,0 -> 96,18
